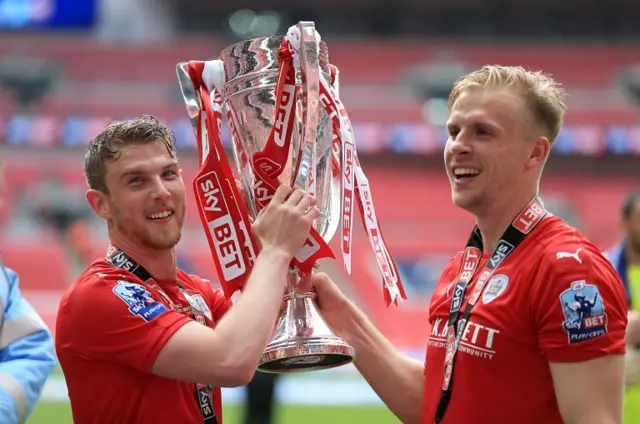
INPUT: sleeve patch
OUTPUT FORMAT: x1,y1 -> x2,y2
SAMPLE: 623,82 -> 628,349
112,281 -> 168,322
560,280 -> 608,344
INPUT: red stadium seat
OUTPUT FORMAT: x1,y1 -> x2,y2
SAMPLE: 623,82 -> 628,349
0,232 -> 71,290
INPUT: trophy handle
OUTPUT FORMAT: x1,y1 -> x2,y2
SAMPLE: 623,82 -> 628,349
291,21 -> 321,197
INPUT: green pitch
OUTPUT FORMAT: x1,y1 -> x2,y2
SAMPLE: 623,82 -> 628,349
27,387 -> 640,423
27,402 -> 400,424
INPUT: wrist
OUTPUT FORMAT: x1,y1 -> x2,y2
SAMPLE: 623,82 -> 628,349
258,246 -> 293,267
330,298 -> 360,339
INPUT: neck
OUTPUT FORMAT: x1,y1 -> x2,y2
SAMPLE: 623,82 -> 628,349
476,189 -> 538,253
625,238 -> 640,266
109,231 -> 177,281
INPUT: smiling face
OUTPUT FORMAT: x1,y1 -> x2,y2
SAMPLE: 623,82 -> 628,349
88,140 -> 186,250
444,86 -> 549,215
84,116 -> 185,252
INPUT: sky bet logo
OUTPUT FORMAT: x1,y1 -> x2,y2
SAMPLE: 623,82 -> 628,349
489,240 -> 514,269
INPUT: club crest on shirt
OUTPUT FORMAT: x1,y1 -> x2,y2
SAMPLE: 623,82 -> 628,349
482,274 -> 510,304
184,293 -> 212,320
559,280 -> 608,344
113,281 -> 168,322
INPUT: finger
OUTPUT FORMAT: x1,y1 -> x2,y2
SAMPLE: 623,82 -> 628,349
296,274 -> 313,294
311,272 -> 335,293
295,193 -> 314,212
272,185 -> 292,204
304,206 -> 321,224
251,206 -> 267,229
285,188 -> 306,206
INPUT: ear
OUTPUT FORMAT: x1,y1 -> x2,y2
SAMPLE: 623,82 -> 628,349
86,189 -> 112,220
526,136 -> 551,170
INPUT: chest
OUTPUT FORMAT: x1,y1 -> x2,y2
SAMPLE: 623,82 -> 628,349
428,263 -> 537,363
153,284 -> 215,328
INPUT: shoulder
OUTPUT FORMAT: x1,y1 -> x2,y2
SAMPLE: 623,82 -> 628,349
436,252 -> 463,285
534,217 -> 617,277
60,260 -> 144,310
443,252 -> 464,274
430,252 -> 464,302
0,265 -> 18,299
530,217 -> 626,303
0,265 -> 18,284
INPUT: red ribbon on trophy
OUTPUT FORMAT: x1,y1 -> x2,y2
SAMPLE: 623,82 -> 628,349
186,61 -> 258,298
182,26 -> 406,306
247,44 -> 335,274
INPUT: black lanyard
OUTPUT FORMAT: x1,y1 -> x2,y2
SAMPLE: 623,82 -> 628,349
106,248 -> 219,424
434,196 -> 548,423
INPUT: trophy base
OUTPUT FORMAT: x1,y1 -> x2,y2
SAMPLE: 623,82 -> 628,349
258,338 -> 355,373
256,291 -> 356,374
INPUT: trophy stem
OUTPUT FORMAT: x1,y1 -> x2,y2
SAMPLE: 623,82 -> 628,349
257,269 -> 355,373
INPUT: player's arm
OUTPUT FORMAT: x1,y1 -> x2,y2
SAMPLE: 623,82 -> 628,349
536,248 -> 627,424
0,268 -> 56,424
58,251 -> 285,389
311,273 -> 425,424
338,301 -> 425,424
152,246 -> 290,386
550,355 -> 623,424
153,186 -> 316,387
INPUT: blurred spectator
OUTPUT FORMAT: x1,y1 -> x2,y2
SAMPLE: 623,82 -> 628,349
604,188 -> 640,309
604,188 -> 640,420
244,372 -> 279,424
0,159 -> 56,423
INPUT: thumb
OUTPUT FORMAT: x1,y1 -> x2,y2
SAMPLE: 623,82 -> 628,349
251,205 -> 267,228
311,272 -> 337,295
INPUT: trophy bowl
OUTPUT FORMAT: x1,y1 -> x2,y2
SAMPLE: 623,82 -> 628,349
177,22 -> 356,373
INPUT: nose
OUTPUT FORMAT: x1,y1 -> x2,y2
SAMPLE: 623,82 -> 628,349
447,131 -> 473,158
151,176 -> 171,201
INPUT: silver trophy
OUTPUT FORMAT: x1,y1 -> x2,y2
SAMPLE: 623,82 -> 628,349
176,22 -> 355,373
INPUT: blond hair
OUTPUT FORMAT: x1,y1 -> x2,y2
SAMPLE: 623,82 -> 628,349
449,65 -> 566,144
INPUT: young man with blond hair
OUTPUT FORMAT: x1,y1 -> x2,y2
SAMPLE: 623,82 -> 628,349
309,66 -> 627,423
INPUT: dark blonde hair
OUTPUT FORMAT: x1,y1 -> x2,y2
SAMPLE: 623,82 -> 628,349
84,115 -> 176,193
449,65 -> 566,144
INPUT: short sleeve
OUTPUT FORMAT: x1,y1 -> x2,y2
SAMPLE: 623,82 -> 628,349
535,246 -> 628,363
56,273 -> 191,372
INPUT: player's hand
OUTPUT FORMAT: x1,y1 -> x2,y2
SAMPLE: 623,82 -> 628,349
309,271 -> 351,335
251,185 -> 319,260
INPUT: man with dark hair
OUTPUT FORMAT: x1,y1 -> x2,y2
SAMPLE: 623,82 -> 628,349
604,188 -> 640,419
55,116 -> 319,423
606,188 -> 640,308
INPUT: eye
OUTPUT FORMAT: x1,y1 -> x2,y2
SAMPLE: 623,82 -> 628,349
163,170 -> 178,179
447,127 -> 460,139
128,177 -> 143,185
475,125 -> 492,137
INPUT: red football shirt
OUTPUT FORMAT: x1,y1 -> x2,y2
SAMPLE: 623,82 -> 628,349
421,216 -> 628,424
56,259 -> 232,424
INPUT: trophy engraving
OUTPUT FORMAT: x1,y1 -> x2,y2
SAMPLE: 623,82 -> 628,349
177,22 -> 406,373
